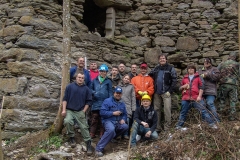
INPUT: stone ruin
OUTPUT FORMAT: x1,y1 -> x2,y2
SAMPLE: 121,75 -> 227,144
0,0 -> 238,139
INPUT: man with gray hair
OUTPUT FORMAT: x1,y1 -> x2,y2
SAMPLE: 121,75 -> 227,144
217,52 -> 240,121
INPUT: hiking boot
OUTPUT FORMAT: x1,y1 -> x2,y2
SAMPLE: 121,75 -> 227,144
95,151 -> 104,157
86,140 -> 93,155
175,126 -> 182,130
130,144 -> 136,148
123,135 -> 129,140
69,137 -> 76,148
210,124 -> 218,129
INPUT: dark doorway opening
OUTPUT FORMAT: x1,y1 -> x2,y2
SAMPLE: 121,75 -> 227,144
82,0 -> 106,37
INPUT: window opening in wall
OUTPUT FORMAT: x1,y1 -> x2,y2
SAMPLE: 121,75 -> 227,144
56,0 -> 63,5
82,0 -> 106,37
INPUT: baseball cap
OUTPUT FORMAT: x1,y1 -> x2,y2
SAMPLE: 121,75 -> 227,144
114,87 -> 122,93
140,63 -> 148,69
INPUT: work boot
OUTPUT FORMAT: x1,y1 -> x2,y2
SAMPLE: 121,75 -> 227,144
95,151 -> 104,157
69,137 -> 76,148
86,140 -> 93,155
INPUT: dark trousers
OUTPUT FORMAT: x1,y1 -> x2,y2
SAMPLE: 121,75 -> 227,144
90,110 -> 104,136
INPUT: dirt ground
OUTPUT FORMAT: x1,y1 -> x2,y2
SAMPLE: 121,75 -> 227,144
2,109 -> 240,160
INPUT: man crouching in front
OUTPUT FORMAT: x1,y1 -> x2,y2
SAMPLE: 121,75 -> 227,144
130,95 -> 158,148
62,73 -> 93,155
95,87 -> 129,157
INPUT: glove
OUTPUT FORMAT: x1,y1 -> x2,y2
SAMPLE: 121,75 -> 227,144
138,91 -> 143,96
165,92 -> 170,96
142,91 -> 148,95
200,74 -> 205,78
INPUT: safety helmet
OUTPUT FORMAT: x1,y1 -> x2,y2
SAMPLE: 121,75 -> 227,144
141,95 -> 151,101
99,64 -> 108,72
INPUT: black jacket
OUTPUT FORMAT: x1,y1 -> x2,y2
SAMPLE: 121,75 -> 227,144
149,63 -> 177,94
134,105 -> 158,133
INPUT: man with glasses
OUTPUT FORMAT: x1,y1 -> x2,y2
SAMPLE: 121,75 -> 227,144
95,87 -> 128,157
70,57 -> 91,87
128,64 -> 138,80
118,62 -> 126,78
131,62 -> 154,108
90,64 -> 112,138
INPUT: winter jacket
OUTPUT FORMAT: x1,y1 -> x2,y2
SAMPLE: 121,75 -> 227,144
100,96 -> 127,124
149,63 -> 177,94
70,66 -> 91,87
107,74 -> 121,90
198,66 -> 220,96
63,82 -> 92,111
131,74 -> 154,100
134,105 -> 158,133
181,73 -> 204,101
128,72 -> 137,80
118,81 -> 136,118
217,59 -> 240,86
89,69 -> 99,81
90,76 -> 113,111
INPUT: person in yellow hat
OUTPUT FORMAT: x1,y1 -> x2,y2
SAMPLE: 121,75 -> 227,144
130,95 -> 158,148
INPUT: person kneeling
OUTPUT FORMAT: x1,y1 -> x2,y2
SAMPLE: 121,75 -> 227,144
95,87 -> 129,157
130,95 -> 158,148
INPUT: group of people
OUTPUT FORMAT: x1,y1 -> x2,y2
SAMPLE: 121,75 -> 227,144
61,52 -> 239,157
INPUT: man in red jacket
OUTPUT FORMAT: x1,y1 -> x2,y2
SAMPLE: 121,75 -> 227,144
176,64 -> 217,129
131,62 -> 154,108
89,61 -> 99,81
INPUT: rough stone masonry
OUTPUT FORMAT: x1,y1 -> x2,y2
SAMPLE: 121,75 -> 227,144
0,0 -> 238,139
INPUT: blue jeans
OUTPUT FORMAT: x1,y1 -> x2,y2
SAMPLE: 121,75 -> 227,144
96,121 -> 128,152
131,122 -> 158,146
202,95 -> 220,122
176,100 -> 214,127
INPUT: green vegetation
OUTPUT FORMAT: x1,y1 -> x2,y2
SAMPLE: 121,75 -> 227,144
30,134 -> 63,154
120,37 -> 130,44
5,136 -> 19,145
212,24 -> 218,30
125,52 -> 132,59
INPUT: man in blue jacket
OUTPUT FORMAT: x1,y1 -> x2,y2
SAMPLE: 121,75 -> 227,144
62,73 -> 93,155
70,57 -> 91,87
89,64 -> 112,138
95,87 -> 129,157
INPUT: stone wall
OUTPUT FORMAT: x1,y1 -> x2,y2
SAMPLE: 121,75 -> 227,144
0,0 -> 238,139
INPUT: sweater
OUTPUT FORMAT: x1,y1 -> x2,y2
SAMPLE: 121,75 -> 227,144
63,82 -> 92,111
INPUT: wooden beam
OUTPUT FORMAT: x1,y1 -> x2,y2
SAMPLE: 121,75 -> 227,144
54,0 -> 71,133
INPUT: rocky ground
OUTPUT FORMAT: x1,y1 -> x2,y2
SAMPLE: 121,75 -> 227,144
2,112 -> 240,160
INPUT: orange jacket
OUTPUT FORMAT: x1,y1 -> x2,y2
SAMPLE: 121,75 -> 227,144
131,74 -> 154,100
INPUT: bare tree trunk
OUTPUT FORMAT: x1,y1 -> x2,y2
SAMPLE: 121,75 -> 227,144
238,0 -> 240,61
54,0 -> 71,133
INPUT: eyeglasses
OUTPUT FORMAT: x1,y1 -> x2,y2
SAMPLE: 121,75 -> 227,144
115,92 -> 122,94
99,70 -> 107,72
